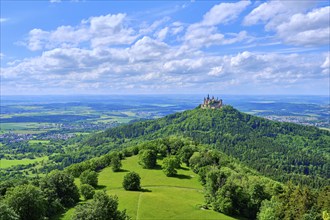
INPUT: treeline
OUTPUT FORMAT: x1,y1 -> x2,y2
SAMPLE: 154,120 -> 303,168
83,105 -> 330,188
1,136 -> 329,219
0,150 -> 128,220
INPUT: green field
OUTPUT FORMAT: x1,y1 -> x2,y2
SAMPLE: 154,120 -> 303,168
0,156 -> 48,169
0,122 -> 41,130
28,140 -> 50,144
59,156 -> 235,220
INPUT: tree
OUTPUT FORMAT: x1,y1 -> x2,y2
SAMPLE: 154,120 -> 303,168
257,197 -> 282,220
111,154 -> 122,172
138,149 -> 157,169
80,184 -> 95,200
80,170 -> 98,187
72,191 -> 129,220
0,202 -> 19,220
213,181 -> 249,216
204,168 -> 228,203
249,183 -> 270,218
123,172 -> 141,191
179,145 -> 195,166
5,184 -> 46,220
162,156 -> 179,177
40,170 -> 80,208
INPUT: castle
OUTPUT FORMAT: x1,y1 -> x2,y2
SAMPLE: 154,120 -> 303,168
201,94 -> 223,109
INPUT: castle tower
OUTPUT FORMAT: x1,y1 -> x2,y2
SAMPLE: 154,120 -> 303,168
201,95 -> 223,109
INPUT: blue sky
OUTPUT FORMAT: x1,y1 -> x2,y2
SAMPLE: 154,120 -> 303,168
1,0 -> 329,95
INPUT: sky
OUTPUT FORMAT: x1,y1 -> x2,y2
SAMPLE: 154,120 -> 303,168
0,0 -> 329,95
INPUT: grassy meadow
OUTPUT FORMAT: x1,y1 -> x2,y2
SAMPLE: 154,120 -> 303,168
59,156 -> 235,220
0,156 -> 48,169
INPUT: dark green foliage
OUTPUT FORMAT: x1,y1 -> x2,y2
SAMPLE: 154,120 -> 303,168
249,183 -> 271,218
213,181 -> 250,216
65,153 -> 112,178
80,170 -> 98,187
0,202 -> 19,220
204,168 -> 228,202
95,106 -> 330,188
122,172 -> 141,191
72,191 -> 129,220
111,153 -> 122,172
5,184 -> 46,220
80,184 -> 95,200
179,145 -> 195,166
162,156 -> 179,177
189,151 -> 220,173
40,170 -> 80,208
138,149 -> 157,169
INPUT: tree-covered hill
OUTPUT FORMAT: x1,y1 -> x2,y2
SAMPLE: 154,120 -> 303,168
84,105 -> 330,188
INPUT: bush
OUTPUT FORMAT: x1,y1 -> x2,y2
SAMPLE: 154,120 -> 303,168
80,170 -> 98,187
123,172 -> 141,191
80,184 -> 95,200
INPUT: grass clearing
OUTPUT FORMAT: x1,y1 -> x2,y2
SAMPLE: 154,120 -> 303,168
60,156 -> 235,220
0,156 -> 48,169
29,140 -> 50,144
0,122 -> 40,130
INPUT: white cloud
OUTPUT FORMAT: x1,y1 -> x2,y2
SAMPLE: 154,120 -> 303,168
183,1 -> 251,49
155,27 -> 169,41
49,0 -> 61,3
244,2 -> 328,46
2,3 -> 328,95
25,13 -> 138,51
276,7 -> 330,46
321,54 -> 329,69
243,1 -> 314,29
208,66 -> 223,76
321,54 -> 330,74
0,18 -> 8,23
202,1 -> 250,26
2,43 -> 327,94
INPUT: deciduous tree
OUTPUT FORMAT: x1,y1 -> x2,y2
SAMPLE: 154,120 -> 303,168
5,184 -> 46,220
123,172 -> 141,191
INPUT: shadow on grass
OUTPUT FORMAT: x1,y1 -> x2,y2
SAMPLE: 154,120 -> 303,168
173,174 -> 192,179
152,164 -> 162,170
179,167 -> 189,171
140,188 -> 152,192
116,169 -> 129,173
95,185 -> 106,190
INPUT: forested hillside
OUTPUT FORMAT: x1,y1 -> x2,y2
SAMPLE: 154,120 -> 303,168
1,106 -> 329,220
84,105 -> 330,188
